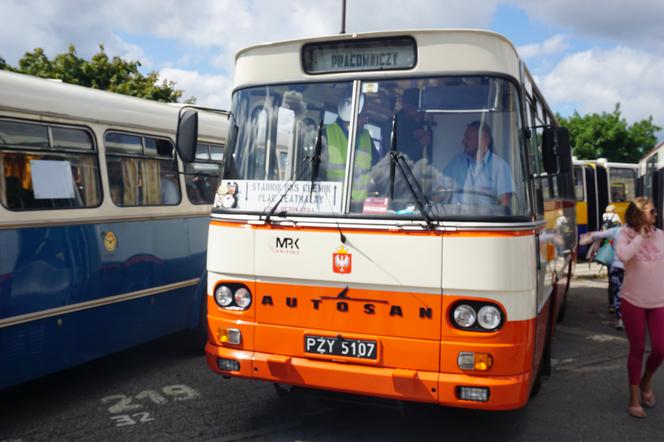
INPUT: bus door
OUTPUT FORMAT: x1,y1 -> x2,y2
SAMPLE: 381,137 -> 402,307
595,165 -> 609,222
584,165 -> 599,232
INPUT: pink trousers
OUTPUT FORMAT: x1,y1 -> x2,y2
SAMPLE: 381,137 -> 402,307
621,299 -> 664,385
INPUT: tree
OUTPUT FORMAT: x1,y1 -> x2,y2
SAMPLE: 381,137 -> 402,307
556,104 -> 661,163
1,44 -> 194,103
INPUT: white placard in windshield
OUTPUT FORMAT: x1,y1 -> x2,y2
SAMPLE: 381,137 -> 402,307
217,180 -> 343,214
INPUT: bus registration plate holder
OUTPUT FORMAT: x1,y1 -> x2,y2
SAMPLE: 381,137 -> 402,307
304,335 -> 377,360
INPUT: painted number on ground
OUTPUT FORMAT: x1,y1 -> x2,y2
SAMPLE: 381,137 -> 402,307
101,384 -> 200,427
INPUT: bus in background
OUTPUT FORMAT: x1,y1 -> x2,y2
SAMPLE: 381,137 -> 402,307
639,141 -> 664,227
0,70 -> 227,389
176,30 -> 576,410
573,158 -> 637,257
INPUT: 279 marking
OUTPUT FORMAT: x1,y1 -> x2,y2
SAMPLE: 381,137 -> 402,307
100,384 -> 200,427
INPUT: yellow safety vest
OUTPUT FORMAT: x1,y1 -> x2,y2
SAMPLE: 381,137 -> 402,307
325,122 -> 372,201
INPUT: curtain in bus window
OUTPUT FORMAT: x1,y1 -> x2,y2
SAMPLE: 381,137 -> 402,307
121,157 -> 139,205
141,159 -> 162,205
3,154 -> 32,189
78,156 -> 98,206
0,154 -> 5,207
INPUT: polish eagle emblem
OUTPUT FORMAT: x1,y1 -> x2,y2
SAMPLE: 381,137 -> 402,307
332,245 -> 352,274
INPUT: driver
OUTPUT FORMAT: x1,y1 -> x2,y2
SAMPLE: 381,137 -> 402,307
442,120 -> 513,208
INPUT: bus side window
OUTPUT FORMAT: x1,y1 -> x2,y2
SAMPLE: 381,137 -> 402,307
0,119 -> 101,211
105,132 -> 180,206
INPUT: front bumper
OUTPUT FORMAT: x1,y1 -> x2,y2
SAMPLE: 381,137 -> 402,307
206,344 -> 532,410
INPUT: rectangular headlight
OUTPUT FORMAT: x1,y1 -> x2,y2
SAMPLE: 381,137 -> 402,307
217,358 -> 240,372
456,386 -> 490,402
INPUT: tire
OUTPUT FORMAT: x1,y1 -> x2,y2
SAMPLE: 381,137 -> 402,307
531,320 -> 552,398
196,294 -> 210,350
557,260 -> 573,323
556,292 -> 568,323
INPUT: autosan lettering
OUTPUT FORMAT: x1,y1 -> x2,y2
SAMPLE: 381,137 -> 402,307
260,292 -> 433,320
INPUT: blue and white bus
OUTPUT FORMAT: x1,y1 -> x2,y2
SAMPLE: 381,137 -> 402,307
0,71 -> 227,389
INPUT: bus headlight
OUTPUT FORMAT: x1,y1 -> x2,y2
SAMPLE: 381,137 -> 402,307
453,304 -> 476,328
234,287 -> 252,309
450,301 -> 505,332
477,305 -> 502,330
214,285 -> 233,307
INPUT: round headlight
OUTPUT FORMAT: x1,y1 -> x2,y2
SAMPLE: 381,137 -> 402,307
477,305 -> 502,330
453,304 -> 476,328
234,287 -> 252,309
214,285 -> 233,307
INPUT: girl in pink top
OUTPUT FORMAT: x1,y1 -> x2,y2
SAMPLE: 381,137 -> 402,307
614,197 -> 664,419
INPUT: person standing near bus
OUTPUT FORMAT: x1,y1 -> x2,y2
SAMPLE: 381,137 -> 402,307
443,120 -> 513,208
603,204 -> 622,230
581,226 -> 625,328
322,89 -> 374,203
614,197 -> 664,418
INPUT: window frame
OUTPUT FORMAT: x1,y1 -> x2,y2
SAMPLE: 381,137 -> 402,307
0,117 -> 103,211
103,129 -> 181,207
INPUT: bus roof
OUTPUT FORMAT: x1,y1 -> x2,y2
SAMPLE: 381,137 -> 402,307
233,29 -> 522,90
0,70 -> 228,142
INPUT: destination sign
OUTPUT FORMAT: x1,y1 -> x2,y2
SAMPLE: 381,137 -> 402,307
302,37 -> 416,74
215,180 -> 343,213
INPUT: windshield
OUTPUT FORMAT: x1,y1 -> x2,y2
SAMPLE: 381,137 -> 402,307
221,76 -> 528,219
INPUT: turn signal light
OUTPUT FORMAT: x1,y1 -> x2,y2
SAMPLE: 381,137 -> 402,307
218,327 -> 242,345
457,352 -> 493,370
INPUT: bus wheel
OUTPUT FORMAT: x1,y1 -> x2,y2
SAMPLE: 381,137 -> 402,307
557,259 -> 573,323
531,324 -> 552,398
556,293 -> 568,323
194,295 -> 210,351
530,366 -> 543,398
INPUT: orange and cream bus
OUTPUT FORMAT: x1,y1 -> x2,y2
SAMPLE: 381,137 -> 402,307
176,29 -> 577,410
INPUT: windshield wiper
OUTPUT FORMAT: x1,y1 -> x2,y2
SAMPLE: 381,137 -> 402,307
264,120 -> 324,223
388,113 -> 436,229
309,119 -> 324,196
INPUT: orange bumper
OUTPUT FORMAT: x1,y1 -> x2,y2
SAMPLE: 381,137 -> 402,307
205,343 -> 532,410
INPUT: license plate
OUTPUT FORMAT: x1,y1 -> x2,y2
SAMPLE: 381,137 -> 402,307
304,335 -> 377,360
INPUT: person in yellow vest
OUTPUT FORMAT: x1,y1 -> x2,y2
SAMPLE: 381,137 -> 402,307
322,89 -> 375,207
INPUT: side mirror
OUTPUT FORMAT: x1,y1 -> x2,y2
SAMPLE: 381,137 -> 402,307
556,126 -> 572,174
542,126 -> 572,175
176,109 -> 199,163
542,127 -> 557,174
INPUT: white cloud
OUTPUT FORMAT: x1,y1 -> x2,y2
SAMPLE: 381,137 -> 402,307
513,0 -> 664,49
159,68 -> 232,109
346,0 -> 501,32
517,34 -> 568,59
540,47 -> 664,126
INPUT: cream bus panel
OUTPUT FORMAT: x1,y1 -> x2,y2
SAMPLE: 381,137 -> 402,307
207,224 -> 255,276
442,235 -> 537,321
443,235 -> 536,291
253,230 -> 442,291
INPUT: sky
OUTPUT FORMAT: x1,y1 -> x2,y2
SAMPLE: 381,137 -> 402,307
2,0 -> 664,132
